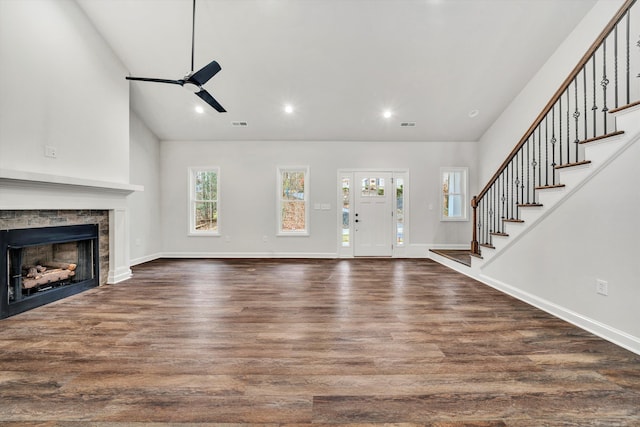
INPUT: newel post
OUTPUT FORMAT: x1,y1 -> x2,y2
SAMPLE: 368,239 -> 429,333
471,196 -> 479,255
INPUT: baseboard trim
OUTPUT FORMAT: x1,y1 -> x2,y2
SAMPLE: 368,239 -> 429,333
427,256 -> 640,356
130,253 -> 163,266
107,267 -> 132,284
478,273 -> 640,356
161,252 -> 338,259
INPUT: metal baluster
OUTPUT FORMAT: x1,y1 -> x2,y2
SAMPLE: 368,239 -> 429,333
521,139 -> 525,204
493,186 -> 497,237
615,24 -> 619,109
602,38 -> 610,134
526,138 -> 530,205
515,153 -> 521,220
551,105 -> 557,185
583,66 -> 588,148
478,199 -> 483,246
545,115 -> 549,186
592,54 -> 598,137
508,162 -> 513,220
500,173 -> 506,232
537,126 -> 542,193
532,132 -> 538,204
485,195 -> 489,244
491,187 -> 495,239
559,95 -> 563,165
626,10 -> 631,103
566,89 -> 571,163
573,77 -> 580,163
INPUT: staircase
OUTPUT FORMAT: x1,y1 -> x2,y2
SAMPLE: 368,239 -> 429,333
470,0 -> 639,266
471,102 -> 640,269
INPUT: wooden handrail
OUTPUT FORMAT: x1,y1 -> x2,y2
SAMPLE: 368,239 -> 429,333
475,0 -> 637,202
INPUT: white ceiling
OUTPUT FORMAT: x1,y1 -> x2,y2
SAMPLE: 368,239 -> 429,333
77,0 -> 597,142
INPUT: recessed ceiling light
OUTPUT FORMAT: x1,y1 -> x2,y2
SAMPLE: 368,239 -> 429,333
195,105 -> 205,114
284,104 -> 294,114
468,109 -> 480,118
383,110 -> 392,119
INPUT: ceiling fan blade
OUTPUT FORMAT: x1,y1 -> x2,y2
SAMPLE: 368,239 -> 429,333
126,76 -> 184,85
189,60 -> 222,86
195,89 -> 226,113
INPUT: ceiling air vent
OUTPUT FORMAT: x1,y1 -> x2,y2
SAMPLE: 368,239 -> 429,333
400,122 -> 416,127
231,121 -> 248,127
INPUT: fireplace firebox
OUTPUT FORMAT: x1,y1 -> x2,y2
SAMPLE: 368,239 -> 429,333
1,224 -> 99,319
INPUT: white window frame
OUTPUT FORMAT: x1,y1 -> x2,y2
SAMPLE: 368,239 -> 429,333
277,166 -> 310,236
440,167 -> 468,222
188,167 -> 220,236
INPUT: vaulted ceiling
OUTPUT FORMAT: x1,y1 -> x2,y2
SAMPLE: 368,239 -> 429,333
77,0 -> 598,142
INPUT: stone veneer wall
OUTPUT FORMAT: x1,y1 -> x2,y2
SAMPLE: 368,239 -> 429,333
0,210 -> 109,285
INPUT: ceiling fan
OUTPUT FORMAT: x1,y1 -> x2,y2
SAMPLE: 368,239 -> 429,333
125,0 -> 226,112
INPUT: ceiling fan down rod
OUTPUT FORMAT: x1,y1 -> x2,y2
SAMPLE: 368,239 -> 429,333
191,0 -> 196,73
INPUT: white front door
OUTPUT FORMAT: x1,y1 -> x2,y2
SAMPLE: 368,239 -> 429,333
353,172 -> 393,256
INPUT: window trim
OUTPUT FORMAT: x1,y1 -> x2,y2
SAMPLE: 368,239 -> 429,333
440,167 -> 468,222
277,166 -> 310,236
188,166 -> 220,236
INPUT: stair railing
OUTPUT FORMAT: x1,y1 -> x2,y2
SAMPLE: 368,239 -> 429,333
471,0 -> 639,256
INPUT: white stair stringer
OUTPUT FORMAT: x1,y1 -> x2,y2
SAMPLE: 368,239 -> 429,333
472,106 -> 640,270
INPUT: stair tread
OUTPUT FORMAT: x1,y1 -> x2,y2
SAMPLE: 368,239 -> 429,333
555,160 -> 591,169
470,252 -> 483,259
536,184 -> 566,190
479,243 -> 495,249
490,232 -> 509,237
503,218 -> 524,223
578,130 -> 624,144
517,203 -> 543,207
609,100 -> 640,114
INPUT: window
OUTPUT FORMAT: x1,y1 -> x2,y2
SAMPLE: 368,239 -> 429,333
341,176 -> 351,247
189,167 -> 219,235
361,177 -> 385,197
441,167 -> 468,221
278,167 -> 309,235
395,177 -> 404,245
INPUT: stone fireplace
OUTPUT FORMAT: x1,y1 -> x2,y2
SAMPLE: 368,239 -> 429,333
0,169 -> 142,316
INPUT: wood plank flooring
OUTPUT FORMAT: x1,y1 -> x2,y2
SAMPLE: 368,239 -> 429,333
1,258 -> 639,425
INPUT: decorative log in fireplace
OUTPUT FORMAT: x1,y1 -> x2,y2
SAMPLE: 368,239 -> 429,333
1,224 -> 99,319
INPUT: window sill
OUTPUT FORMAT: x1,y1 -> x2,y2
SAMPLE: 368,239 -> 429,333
188,232 -> 220,237
277,232 -> 310,237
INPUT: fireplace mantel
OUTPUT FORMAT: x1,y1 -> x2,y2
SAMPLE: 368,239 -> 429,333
0,169 -> 143,195
0,169 -> 143,285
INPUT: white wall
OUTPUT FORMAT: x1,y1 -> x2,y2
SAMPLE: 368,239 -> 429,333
129,110 -> 162,265
161,140 -> 477,257
0,0 -> 130,184
477,0 -> 626,186
481,131 -> 640,349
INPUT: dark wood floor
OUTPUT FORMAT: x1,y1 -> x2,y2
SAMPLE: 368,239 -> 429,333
1,258 -> 639,425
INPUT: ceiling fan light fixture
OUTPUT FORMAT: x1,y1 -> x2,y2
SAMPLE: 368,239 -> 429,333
183,81 -> 201,93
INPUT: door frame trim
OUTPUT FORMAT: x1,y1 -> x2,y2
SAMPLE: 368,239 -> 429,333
337,169 -> 409,258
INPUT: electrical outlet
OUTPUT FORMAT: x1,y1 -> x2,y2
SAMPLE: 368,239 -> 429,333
44,145 -> 57,158
596,279 -> 608,296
